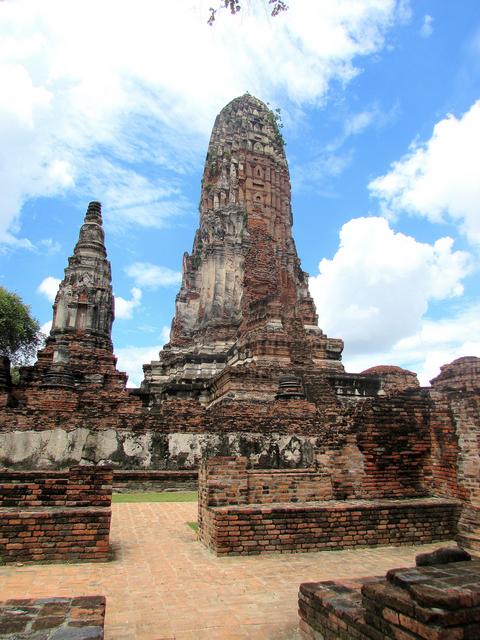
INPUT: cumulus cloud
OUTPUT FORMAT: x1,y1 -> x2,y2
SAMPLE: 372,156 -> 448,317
37,276 -> 61,302
115,326 -> 170,387
343,303 -> 480,385
115,287 -> 142,320
369,100 -> 480,246
310,217 -> 471,354
420,14 -> 433,38
125,263 -> 182,289
0,0 -> 408,246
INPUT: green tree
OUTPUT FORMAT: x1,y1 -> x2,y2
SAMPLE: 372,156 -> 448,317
0,286 -> 43,365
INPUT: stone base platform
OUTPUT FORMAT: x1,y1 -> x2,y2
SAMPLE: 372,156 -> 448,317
0,596 -> 105,639
299,557 -> 480,640
201,497 -> 460,556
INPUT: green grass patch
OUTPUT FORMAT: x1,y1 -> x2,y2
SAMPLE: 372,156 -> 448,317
112,491 -> 198,503
187,522 -> 198,532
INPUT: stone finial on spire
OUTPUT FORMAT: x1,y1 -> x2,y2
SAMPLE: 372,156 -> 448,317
85,200 -> 103,224
74,201 -> 107,259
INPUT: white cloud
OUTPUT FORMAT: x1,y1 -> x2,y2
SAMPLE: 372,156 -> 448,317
369,100 -> 480,246
0,0 -> 408,246
294,103 -> 398,191
79,159 -> 191,231
343,303 -> 480,385
420,14 -> 433,38
37,238 -> 61,254
344,109 -> 377,137
37,276 -> 61,302
125,263 -> 182,289
40,320 -> 52,336
310,217 -> 472,354
115,327 -> 170,387
115,287 -> 142,320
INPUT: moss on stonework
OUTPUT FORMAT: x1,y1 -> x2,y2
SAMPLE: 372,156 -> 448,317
266,107 -> 285,148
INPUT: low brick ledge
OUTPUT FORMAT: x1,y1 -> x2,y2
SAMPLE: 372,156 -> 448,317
201,497 -> 461,556
0,595 -> 105,639
210,496 -> 461,514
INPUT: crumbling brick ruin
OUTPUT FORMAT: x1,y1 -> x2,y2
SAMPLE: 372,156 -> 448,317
299,548 -> 480,640
0,465 -> 112,563
198,457 -> 460,556
0,95 -> 478,559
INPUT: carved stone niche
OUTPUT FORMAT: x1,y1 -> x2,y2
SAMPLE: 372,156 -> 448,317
275,374 -> 305,400
42,342 -> 75,389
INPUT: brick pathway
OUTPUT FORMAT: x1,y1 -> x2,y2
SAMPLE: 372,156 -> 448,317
0,502 -> 454,639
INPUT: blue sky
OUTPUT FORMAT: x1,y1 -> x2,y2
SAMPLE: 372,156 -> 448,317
1,0 -> 479,386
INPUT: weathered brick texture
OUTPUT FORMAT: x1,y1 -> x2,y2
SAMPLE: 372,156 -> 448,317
198,457 -> 460,556
0,595 -> 105,639
0,466 -> 112,564
299,554 -> 480,640
429,357 -> 480,555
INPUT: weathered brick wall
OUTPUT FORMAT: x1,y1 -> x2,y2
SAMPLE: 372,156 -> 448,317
0,508 -> 111,563
429,358 -> 480,502
428,357 -> 480,554
0,364 -> 433,485
0,466 -> 112,564
198,457 -> 459,555
246,469 -> 332,504
0,466 -> 112,507
199,456 -> 331,509
203,497 -> 459,556
349,393 -> 432,499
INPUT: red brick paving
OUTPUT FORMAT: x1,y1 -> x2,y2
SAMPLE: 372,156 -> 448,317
0,502 -> 455,639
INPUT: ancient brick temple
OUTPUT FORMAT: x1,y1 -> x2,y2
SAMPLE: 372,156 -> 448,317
0,95 -> 479,556
21,200 -> 125,391
143,95 -> 343,404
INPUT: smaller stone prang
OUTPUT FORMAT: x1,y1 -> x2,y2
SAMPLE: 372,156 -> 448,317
51,201 -> 114,348
24,201 -> 123,387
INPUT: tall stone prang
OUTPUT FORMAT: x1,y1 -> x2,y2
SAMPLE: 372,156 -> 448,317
29,201 -> 122,388
143,95 -> 344,401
